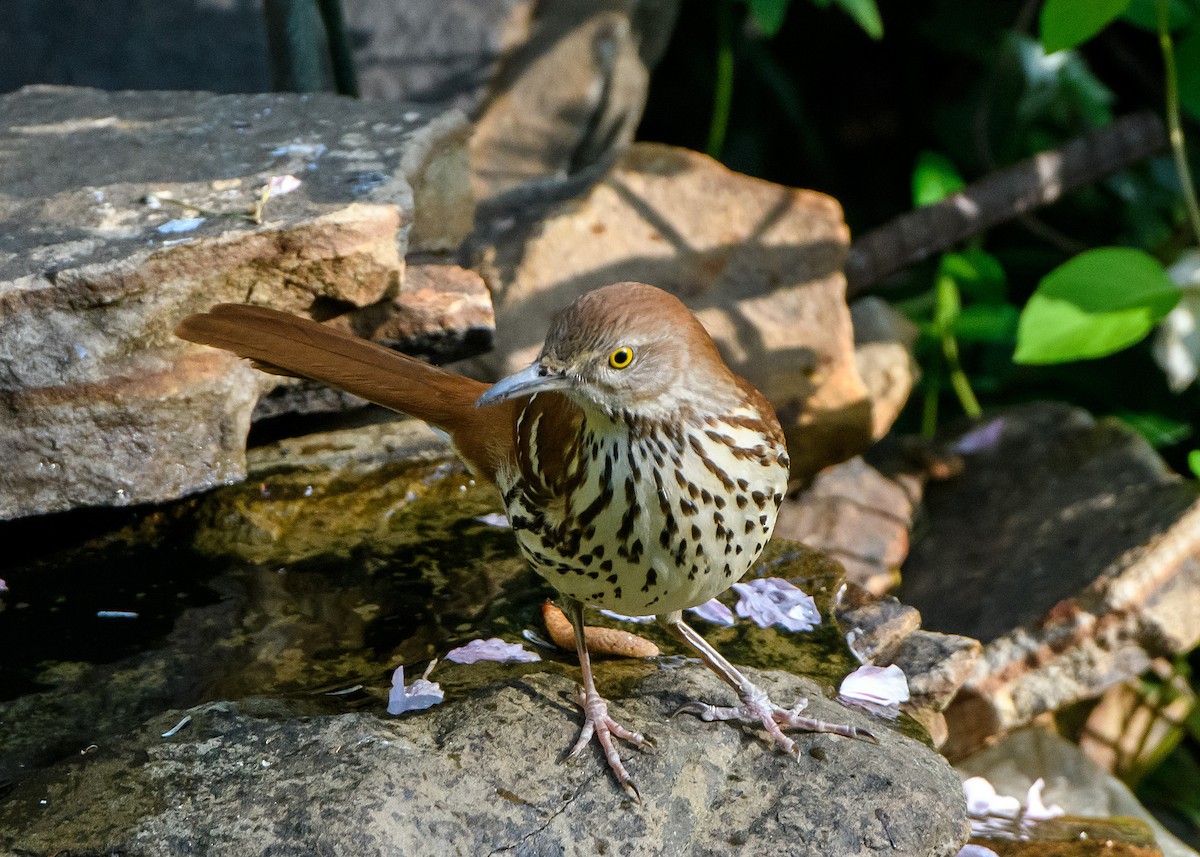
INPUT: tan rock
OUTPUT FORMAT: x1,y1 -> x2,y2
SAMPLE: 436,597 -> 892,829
331,261 -> 495,362
852,297 -> 919,440
774,456 -> 913,593
469,142 -> 872,478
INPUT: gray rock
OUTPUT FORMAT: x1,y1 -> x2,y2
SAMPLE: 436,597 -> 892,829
4,0 -> 677,206
0,417 -> 969,854
345,0 -> 534,108
0,0 -> 271,94
0,668 -> 968,856
898,403 -> 1200,758
469,0 -> 680,202
835,584 -> 922,665
0,85 -> 474,519
957,729 -> 1199,857
331,259 -> 495,363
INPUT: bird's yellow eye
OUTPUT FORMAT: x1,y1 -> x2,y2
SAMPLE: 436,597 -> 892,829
608,346 -> 634,369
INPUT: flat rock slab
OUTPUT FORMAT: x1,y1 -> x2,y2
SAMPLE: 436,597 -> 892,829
0,667 -> 967,857
898,403 -> 1200,757
0,85 -> 476,519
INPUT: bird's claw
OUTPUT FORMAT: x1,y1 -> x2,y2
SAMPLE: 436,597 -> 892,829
675,682 -> 877,754
671,700 -> 742,722
566,685 -> 653,801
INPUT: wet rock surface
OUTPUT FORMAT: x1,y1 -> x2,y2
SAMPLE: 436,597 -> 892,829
0,668 -> 967,857
0,418 -> 968,855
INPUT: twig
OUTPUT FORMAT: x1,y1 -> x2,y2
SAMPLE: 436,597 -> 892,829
706,0 -> 735,159
846,111 -> 1169,296
1157,0 -> 1200,248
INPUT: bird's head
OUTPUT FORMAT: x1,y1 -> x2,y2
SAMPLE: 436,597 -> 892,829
476,282 -> 739,419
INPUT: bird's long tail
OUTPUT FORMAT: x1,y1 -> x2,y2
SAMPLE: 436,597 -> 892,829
176,303 -> 508,478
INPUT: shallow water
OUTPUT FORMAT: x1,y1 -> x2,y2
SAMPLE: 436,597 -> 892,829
0,418 -> 906,790
970,813 -> 1161,855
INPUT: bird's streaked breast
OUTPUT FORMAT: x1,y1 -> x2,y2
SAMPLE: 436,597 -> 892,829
500,396 -> 789,615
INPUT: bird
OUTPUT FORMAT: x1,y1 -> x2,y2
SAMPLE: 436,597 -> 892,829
176,281 -> 874,798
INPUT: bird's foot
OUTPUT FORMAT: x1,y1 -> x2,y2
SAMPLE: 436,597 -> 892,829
674,682 -> 877,755
567,685 -> 654,801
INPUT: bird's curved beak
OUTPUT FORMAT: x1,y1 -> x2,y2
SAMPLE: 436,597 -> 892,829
475,362 -> 570,408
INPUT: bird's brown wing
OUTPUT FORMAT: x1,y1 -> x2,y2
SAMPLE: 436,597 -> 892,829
176,303 -> 516,483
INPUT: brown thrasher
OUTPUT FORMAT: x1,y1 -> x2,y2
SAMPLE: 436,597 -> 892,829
177,281 -> 873,798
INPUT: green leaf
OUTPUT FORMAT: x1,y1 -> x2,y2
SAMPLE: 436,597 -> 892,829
1014,247 -> 1180,364
1040,0 -> 1131,53
748,0 -> 792,36
833,0 -> 883,39
940,250 -> 1008,304
1178,27 -> 1200,123
1190,449 -> 1200,478
912,151 -> 965,207
1115,412 -> 1194,447
954,304 -> 1020,343
1122,0 -> 1194,31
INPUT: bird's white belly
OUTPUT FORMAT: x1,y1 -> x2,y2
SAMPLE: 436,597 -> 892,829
504,419 -> 788,616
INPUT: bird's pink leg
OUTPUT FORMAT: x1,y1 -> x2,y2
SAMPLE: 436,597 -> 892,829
564,598 -> 654,799
664,612 -> 877,752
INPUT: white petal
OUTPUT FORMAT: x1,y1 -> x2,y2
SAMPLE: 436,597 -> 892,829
156,217 -> 205,234
266,174 -> 302,195
1024,777 -> 1064,820
688,598 -> 736,626
840,664 -> 910,706
445,638 -> 542,665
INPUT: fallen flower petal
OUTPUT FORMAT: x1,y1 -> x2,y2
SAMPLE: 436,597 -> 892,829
962,776 -> 1021,819
270,142 -> 327,158
0,579 -> 7,592
732,578 -> 819,631
265,174 -> 302,196
955,846 -> 999,857
445,637 -> 542,665
387,663 -> 444,714
1024,777 -> 1064,821
474,512 -> 510,528
156,217 -> 205,234
521,628 -> 556,649
840,664 -> 910,704
160,714 -> 192,738
687,598 -> 736,626
951,418 -> 1005,454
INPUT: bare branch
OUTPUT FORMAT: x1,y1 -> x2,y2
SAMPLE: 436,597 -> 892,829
846,111 -> 1168,296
